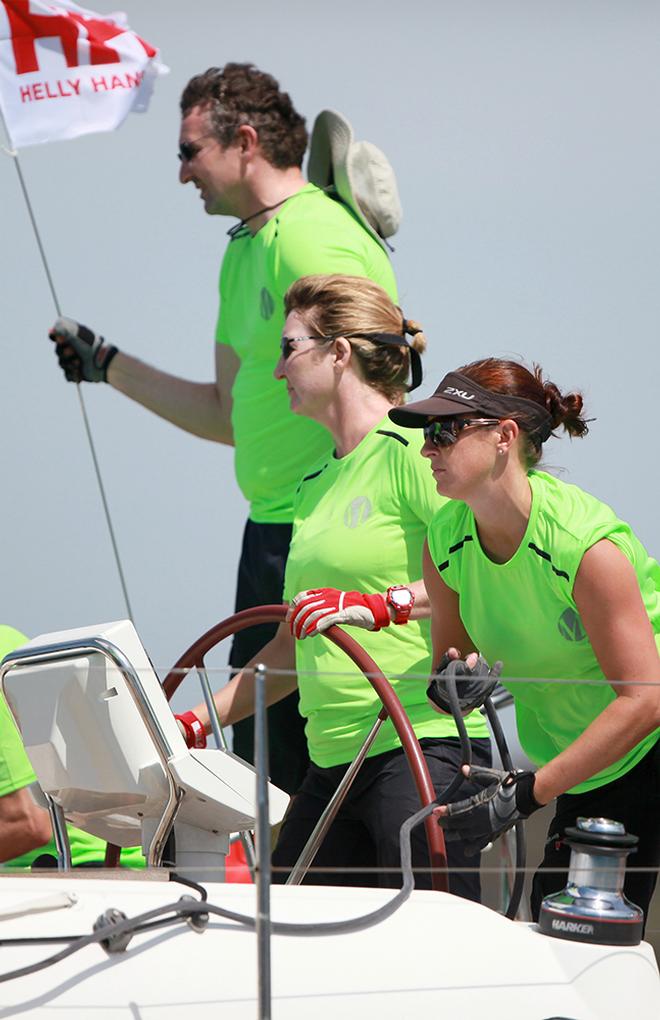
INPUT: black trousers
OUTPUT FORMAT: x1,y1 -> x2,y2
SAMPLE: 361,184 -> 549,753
228,519 -> 309,796
531,739 -> 660,928
272,737 -> 492,901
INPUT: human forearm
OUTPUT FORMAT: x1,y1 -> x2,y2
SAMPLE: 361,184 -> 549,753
0,788 -> 53,862
435,694 -> 659,852
189,627 -> 297,733
50,319 -> 235,443
533,692 -> 660,804
423,543 -> 473,661
533,540 -> 660,803
107,351 -> 234,444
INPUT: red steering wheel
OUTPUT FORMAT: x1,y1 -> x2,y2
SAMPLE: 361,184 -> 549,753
108,605 -> 448,891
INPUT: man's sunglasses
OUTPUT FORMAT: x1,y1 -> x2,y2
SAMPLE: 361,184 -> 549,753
178,132 -> 217,163
423,417 -> 501,447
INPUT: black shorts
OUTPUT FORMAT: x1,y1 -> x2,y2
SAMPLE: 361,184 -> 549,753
228,519 -> 309,796
272,737 -> 492,901
531,738 -> 660,929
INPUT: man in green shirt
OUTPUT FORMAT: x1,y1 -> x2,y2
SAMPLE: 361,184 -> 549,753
49,64 -> 397,793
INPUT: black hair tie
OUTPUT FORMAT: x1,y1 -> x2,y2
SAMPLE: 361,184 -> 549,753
402,317 -> 421,338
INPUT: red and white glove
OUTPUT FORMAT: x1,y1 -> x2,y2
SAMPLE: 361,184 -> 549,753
175,710 -> 207,749
288,588 -> 391,639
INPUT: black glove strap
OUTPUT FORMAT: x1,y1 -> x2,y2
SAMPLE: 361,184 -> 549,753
512,771 -> 542,817
97,344 -> 119,381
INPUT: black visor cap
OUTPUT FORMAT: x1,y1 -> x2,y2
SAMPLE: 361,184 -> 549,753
388,371 -> 553,441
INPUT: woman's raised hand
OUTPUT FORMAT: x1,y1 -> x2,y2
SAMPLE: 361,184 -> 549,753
287,588 -> 391,639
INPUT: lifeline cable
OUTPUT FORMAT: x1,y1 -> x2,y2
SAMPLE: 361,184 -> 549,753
0,112 -> 134,622
0,689 -> 530,984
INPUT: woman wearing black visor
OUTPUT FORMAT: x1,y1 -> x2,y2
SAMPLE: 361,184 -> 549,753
389,357 -> 660,922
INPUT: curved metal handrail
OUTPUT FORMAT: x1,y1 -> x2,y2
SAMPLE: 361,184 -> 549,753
1,637 -> 185,870
160,604 -> 448,893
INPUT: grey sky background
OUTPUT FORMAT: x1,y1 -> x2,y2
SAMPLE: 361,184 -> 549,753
2,1 -> 659,713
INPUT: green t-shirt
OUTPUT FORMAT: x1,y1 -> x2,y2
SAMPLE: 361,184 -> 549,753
427,471 -> 660,793
0,625 -> 144,869
0,627 -> 35,800
216,184 -> 398,524
283,418 -> 490,768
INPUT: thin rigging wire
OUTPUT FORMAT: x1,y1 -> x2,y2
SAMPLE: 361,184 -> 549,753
1,119 -> 134,623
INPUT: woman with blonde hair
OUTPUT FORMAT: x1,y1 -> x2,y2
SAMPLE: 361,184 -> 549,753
176,275 -> 491,898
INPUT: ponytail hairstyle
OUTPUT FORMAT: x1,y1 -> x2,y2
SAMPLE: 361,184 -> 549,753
458,358 -> 589,467
284,274 -> 426,403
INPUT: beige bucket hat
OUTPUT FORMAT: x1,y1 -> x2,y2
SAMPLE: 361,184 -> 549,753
307,109 -> 402,250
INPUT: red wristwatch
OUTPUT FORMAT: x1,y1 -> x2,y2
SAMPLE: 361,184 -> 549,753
175,710 -> 207,749
385,585 -> 415,625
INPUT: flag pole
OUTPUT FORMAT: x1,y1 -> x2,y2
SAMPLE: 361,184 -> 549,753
1,116 -> 135,624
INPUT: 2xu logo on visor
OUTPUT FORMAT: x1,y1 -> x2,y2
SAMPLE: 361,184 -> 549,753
443,386 -> 477,401
434,372 -> 554,442
390,371 -> 552,443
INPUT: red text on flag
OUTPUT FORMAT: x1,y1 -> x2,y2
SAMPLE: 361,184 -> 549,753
4,0 -> 156,75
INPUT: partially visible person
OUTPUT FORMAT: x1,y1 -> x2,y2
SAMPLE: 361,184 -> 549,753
176,275 -> 491,900
48,64 -> 398,796
0,625 -> 143,869
0,625 -> 51,863
390,358 -> 660,921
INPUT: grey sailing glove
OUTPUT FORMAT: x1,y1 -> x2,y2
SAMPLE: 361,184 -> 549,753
427,652 -> 502,714
439,767 -> 541,856
49,316 -> 118,383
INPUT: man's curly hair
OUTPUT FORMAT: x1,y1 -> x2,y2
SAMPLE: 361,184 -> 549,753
180,63 -> 308,169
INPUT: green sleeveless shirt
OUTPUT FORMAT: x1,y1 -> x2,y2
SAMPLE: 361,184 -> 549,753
427,471 -> 660,793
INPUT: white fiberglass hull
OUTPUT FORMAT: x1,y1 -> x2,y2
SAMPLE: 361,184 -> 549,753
0,874 -> 657,1019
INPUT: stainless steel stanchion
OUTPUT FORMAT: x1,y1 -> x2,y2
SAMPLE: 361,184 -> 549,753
197,666 -> 229,751
44,793 -> 72,871
197,666 -> 257,875
254,663 -> 271,1019
286,711 -> 385,885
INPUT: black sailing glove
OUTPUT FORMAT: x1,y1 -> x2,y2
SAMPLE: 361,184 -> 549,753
49,316 -> 118,383
427,653 -> 503,714
438,767 -> 542,856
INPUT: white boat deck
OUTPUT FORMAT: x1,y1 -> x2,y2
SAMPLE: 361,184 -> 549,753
0,873 -> 658,1019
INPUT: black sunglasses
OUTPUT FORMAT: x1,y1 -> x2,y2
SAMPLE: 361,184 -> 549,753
279,333 -> 343,359
279,329 -> 423,392
178,132 -> 216,163
423,417 -> 501,447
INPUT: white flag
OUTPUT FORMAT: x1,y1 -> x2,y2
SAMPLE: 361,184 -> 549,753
0,1 -> 168,148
